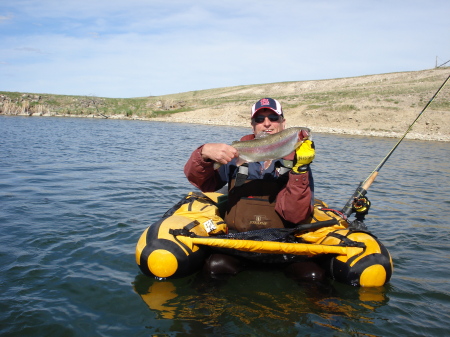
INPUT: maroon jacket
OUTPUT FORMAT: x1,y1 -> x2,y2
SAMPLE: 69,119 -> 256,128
184,135 -> 314,224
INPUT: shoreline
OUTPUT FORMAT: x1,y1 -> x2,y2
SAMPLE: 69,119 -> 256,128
3,68 -> 449,142
3,111 -> 449,142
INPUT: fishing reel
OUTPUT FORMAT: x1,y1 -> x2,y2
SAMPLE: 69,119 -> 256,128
352,196 -> 371,219
346,196 -> 371,231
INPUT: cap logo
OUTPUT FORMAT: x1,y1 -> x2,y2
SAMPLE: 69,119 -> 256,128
260,98 -> 270,106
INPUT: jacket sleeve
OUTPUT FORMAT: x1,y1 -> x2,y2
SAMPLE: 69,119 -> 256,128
183,145 -> 227,192
275,170 -> 314,224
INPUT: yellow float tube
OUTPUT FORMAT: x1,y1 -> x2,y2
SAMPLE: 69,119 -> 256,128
317,229 -> 393,287
136,192 -> 227,278
136,193 -> 393,286
136,215 -> 209,278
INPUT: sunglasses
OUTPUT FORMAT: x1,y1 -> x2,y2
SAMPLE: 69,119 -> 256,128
253,114 -> 282,124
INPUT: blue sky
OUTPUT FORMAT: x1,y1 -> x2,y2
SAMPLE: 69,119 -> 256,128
1,0 -> 449,98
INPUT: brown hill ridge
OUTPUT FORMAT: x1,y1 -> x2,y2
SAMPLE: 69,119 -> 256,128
1,68 -> 449,141
150,68 -> 450,142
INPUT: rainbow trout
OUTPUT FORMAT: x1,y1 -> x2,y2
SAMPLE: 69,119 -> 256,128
225,127 -> 311,167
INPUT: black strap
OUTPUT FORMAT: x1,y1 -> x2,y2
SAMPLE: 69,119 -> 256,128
326,231 -> 366,248
169,220 -> 200,237
293,219 -> 338,233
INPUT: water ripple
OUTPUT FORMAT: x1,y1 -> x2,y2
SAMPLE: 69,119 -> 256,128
1,116 -> 449,336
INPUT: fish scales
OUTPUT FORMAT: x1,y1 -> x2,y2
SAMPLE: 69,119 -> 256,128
231,127 -> 310,164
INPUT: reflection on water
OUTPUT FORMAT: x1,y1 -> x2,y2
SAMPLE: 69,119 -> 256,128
133,268 -> 389,335
137,280 -> 178,319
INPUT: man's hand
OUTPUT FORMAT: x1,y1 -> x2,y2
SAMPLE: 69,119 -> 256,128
201,143 -> 238,165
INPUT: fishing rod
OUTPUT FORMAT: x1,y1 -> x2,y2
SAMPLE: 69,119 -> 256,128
341,73 -> 450,217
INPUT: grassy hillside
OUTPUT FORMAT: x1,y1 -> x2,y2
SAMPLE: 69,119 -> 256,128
1,67 -> 449,140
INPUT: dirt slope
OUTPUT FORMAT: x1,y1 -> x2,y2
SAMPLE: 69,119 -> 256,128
150,68 -> 450,141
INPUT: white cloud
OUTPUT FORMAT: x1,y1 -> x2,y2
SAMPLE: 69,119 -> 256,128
0,15 -> 13,22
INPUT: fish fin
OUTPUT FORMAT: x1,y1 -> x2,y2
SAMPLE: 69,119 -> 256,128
235,158 -> 247,167
263,160 -> 272,170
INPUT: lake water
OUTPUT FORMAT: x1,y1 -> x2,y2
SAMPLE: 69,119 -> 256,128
1,115 -> 449,336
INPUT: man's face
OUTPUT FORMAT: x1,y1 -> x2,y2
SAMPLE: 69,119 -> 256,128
251,108 -> 285,136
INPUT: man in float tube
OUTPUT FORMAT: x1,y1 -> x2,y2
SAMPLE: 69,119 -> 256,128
184,98 -> 326,279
